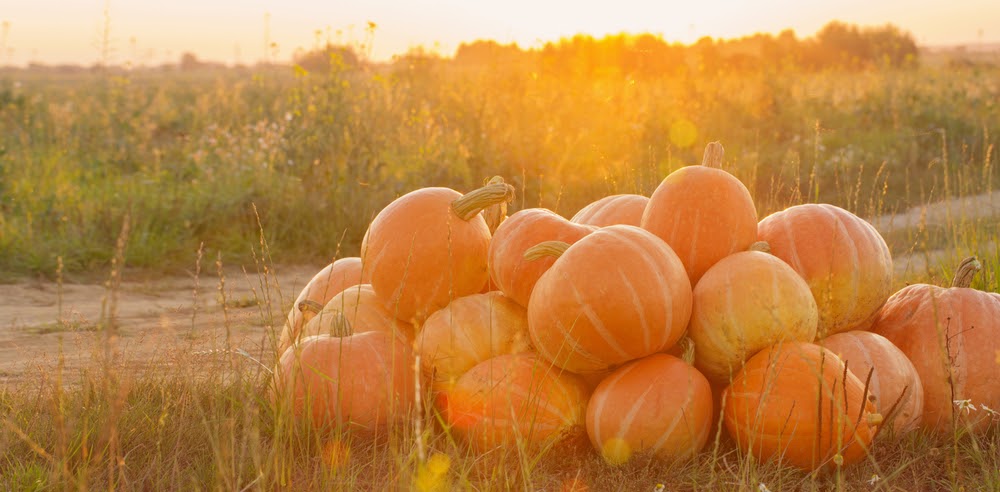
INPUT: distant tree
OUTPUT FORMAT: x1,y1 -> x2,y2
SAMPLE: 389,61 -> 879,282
293,44 -> 360,73
179,52 -> 203,70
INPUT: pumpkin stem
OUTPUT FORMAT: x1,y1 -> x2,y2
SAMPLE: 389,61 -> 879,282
523,241 -> 571,261
323,311 -> 353,337
452,179 -> 516,222
951,256 -> 981,288
867,413 -> 884,426
480,176 -> 509,234
749,241 -> 771,253
701,141 -> 725,168
298,300 -> 324,316
677,337 -> 696,365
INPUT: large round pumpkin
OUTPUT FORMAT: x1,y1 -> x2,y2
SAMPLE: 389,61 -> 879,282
272,331 -> 415,434
361,180 -> 514,324
689,243 -> 819,384
439,353 -> 590,452
641,142 -> 758,285
571,194 -> 649,228
300,284 -> 414,346
820,331 -> 924,435
586,353 -> 713,464
872,257 -> 1000,433
757,203 -> 892,337
527,225 -> 692,374
417,291 -> 532,392
488,208 -> 594,308
278,258 -> 368,354
723,342 -> 881,471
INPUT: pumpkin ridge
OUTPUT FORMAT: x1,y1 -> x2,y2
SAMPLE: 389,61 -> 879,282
618,266 -> 652,352
589,360 -> 638,445
565,273 -> 632,361
626,232 -> 680,349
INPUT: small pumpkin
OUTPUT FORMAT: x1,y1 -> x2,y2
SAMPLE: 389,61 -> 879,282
757,203 -> 892,337
417,291 -> 532,392
488,208 -> 595,308
723,342 -> 881,471
586,352 -> 713,464
361,178 -> 514,324
527,225 -> 692,374
641,142 -> 758,285
571,194 -> 649,228
872,257 -> 1000,433
301,284 -> 414,346
820,331 -> 924,435
277,258 -> 367,355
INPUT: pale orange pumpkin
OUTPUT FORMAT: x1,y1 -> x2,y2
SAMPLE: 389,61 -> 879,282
571,194 -> 649,228
488,208 -> 595,308
872,257 -> 1000,433
641,142 -> 758,285
527,225 -> 692,374
586,353 -> 713,464
277,258 -> 368,355
757,203 -> 892,337
820,331 -> 924,435
361,179 -> 514,324
301,284 -> 414,346
688,242 -> 819,384
417,291 -> 532,392
723,342 -> 881,471
438,353 -> 590,452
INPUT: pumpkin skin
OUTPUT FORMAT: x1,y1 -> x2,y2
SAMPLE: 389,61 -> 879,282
871,258 -> 1000,433
572,194 -> 649,228
488,208 -> 595,308
820,331 -> 924,436
757,203 -> 892,337
273,332 -> 415,434
362,183 -> 512,324
586,354 -> 713,464
528,225 -> 692,374
723,342 -> 880,471
301,284 -> 414,346
417,291 -> 532,392
439,353 -> 590,452
278,258 -> 367,355
641,145 -> 757,285
689,248 -> 819,384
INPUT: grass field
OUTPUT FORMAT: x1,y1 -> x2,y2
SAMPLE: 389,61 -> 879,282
1,41 -> 999,490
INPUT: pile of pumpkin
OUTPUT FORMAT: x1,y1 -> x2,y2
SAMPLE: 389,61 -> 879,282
271,143 -> 999,471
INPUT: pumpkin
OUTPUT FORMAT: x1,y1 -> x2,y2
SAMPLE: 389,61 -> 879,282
417,291 -> 532,392
527,225 -> 692,374
757,203 -> 892,337
488,208 -> 595,307
277,257 -> 367,355
361,179 -> 514,324
301,284 -> 414,346
586,352 -> 713,464
272,330 -> 415,434
641,142 -> 758,285
820,331 -> 924,435
688,242 -> 818,384
571,194 -> 649,228
438,353 -> 590,452
872,257 -> 1000,433
723,342 -> 881,471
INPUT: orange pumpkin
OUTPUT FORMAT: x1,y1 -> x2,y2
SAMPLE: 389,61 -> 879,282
438,353 -> 589,452
641,142 -> 758,285
527,225 -> 692,374
872,257 -> 1000,433
417,291 -> 532,392
488,208 -> 594,308
273,331 -> 415,434
301,284 -> 414,346
757,203 -> 892,337
586,353 -> 713,464
688,243 -> 818,384
361,180 -> 514,324
278,258 -> 367,354
571,194 -> 649,228
820,331 -> 924,435
723,342 -> 881,471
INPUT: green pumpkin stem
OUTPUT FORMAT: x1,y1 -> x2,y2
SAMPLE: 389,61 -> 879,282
480,176 -> 509,233
297,300 -> 324,316
452,178 -> 516,222
523,241 -> 571,262
701,141 -> 725,168
749,241 -> 771,253
951,256 -> 981,288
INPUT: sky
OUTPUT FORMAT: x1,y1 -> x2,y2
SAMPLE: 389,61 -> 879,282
1,0 -> 998,67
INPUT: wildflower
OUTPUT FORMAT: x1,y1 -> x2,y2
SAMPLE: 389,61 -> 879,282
758,484 -> 773,492
868,474 -> 881,485
954,399 -> 976,415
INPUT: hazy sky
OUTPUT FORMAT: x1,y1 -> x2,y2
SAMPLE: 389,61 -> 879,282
1,0 -> 997,66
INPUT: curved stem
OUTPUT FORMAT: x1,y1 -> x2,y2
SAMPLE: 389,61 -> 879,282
452,178 -> 516,222
951,256 -> 981,288
481,176 -> 509,233
701,141 -> 725,168
298,300 -> 324,316
749,241 -> 771,253
523,241 -> 571,262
